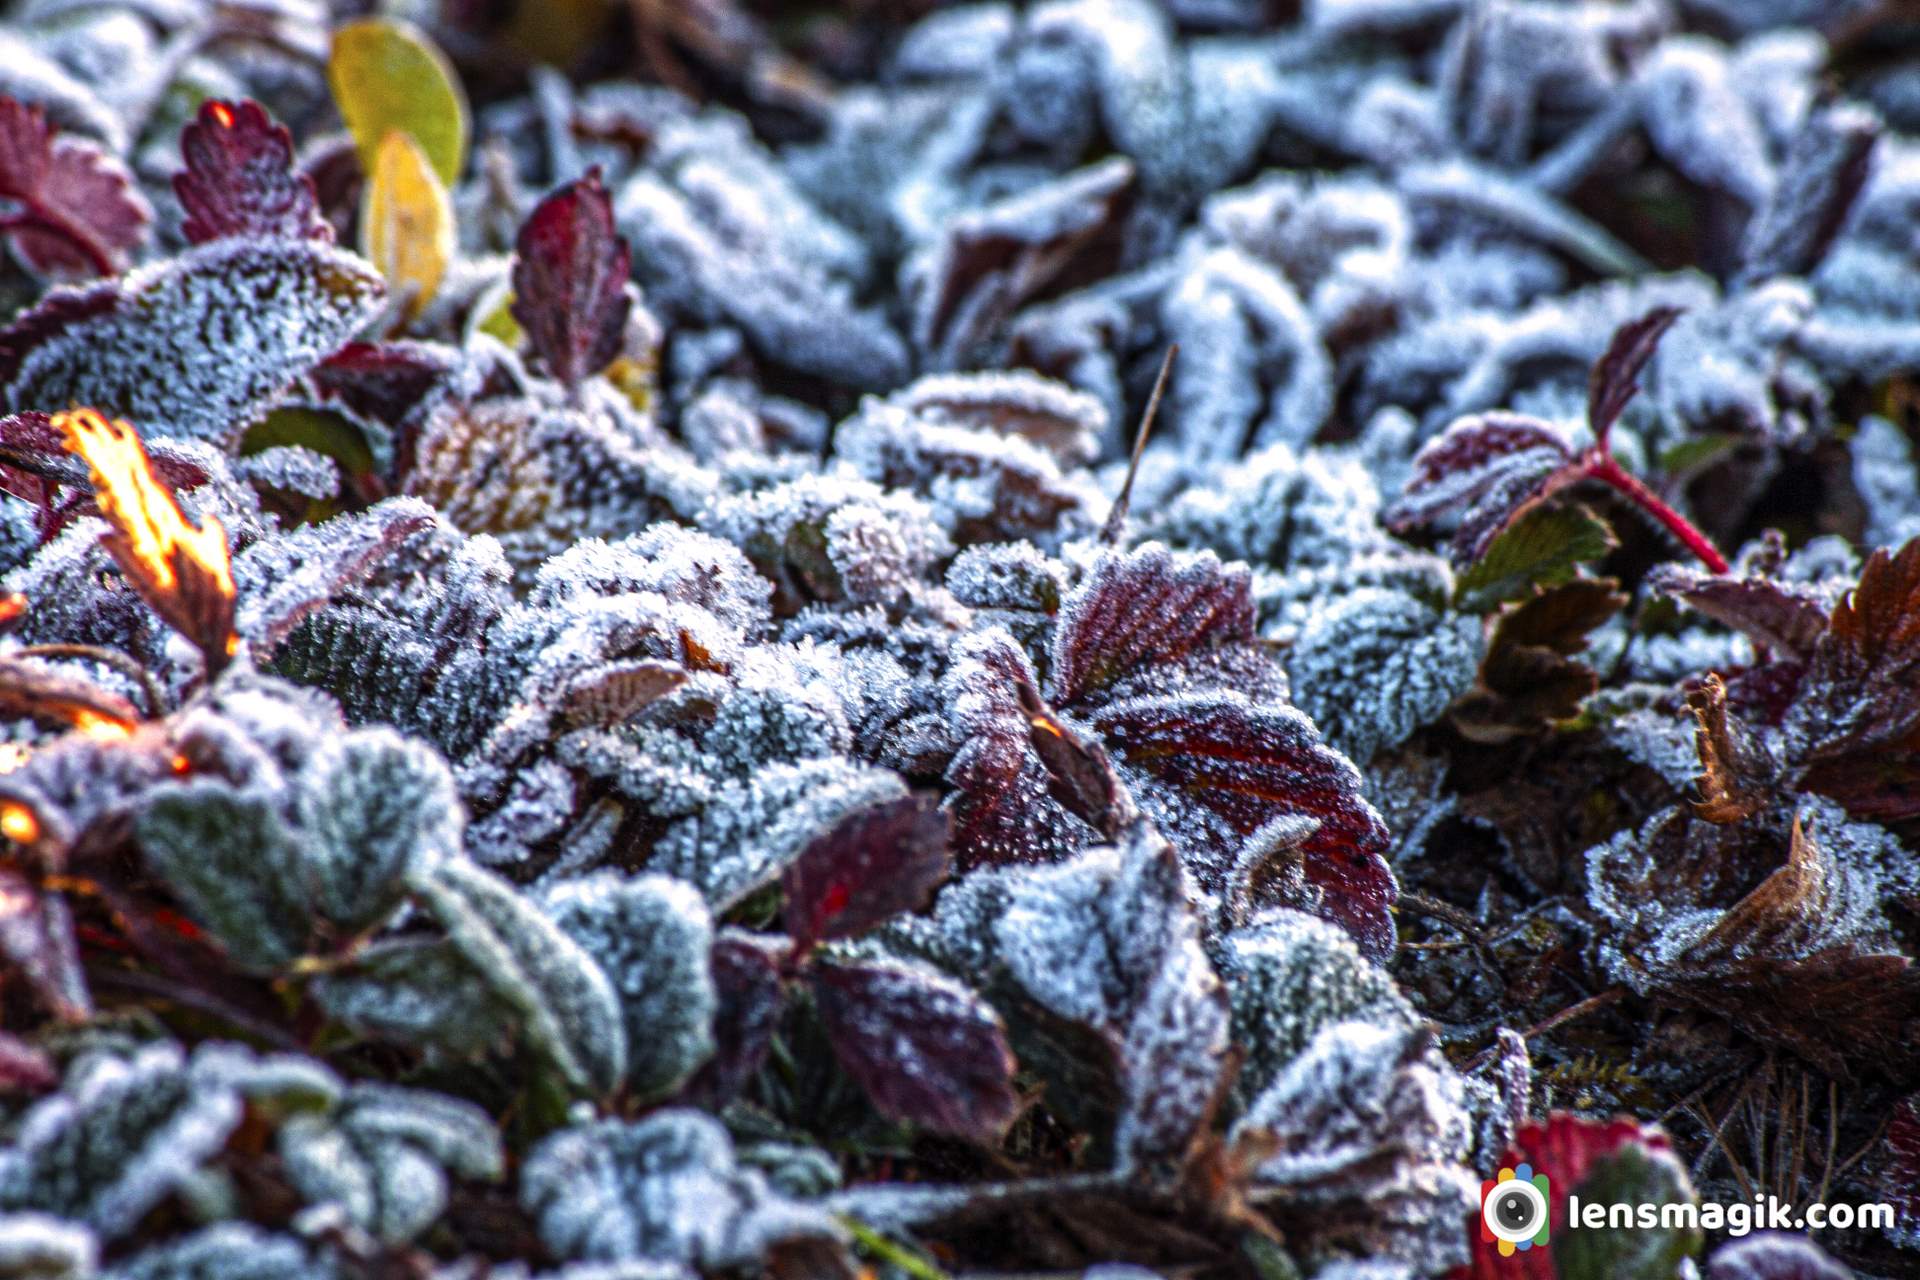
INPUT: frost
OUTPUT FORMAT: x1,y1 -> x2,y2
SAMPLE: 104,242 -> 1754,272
1285,586 -> 1483,763
994,827 -> 1230,1171
1216,909 -> 1418,1106
0,1214 -> 94,1280
102,1224 -> 338,1280
1234,1021 -> 1475,1271
539,873 -> 716,1101
280,1083 -> 502,1244
2,239 -> 385,444
520,1112 -> 838,1268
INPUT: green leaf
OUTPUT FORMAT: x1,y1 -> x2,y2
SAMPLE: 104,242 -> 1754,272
1456,502 -> 1617,613
1554,1143 -> 1703,1280
313,937 -> 515,1059
416,859 -> 626,1098
244,407 -> 377,477
327,18 -> 468,188
137,784 -> 309,973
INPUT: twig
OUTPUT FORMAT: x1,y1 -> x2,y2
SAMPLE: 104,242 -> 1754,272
1463,986 -> 1626,1072
1099,344 -> 1177,545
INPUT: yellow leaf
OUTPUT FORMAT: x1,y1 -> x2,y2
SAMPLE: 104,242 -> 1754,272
328,17 -> 469,187
53,409 -> 236,669
362,129 -> 454,319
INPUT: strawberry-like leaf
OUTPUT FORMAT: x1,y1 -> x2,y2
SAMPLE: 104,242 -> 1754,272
782,793 -> 950,953
174,100 -> 332,246
0,97 -> 149,279
511,167 -> 632,394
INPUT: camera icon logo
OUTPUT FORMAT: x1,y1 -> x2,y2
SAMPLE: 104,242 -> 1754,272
1481,1163 -> 1550,1257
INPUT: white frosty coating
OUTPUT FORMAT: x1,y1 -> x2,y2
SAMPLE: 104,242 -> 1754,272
614,118 -> 908,389
0,1043 -> 244,1238
1635,37 -> 1776,208
1586,799 -> 1902,997
520,1112 -> 838,1268
1853,416 -> 1920,550
882,368 -> 1109,466
1285,586 -> 1483,764
235,446 -> 339,503
102,1223 -> 338,1280
993,828 -> 1230,1171
5,239 -> 385,443
0,1212 -> 95,1280
294,726 -> 463,932
279,1082 -> 502,1246
539,872 -> 717,1101
417,859 -> 627,1098
1235,1020 -> 1475,1270
1162,244 -> 1332,458
1217,908 -> 1418,1105
1147,443 -> 1391,574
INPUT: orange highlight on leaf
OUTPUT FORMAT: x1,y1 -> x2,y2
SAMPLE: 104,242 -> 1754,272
53,409 -> 238,672
1,801 -> 40,843
210,102 -> 235,128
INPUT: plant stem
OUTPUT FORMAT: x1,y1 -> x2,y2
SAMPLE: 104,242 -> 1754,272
1584,451 -> 1729,573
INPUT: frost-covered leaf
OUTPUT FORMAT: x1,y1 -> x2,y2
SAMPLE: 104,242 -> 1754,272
520,1112 -> 838,1268
174,100 -> 331,246
1784,534 -> 1920,763
810,958 -> 1017,1143
137,782 -> 310,973
1737,98 -> 1879,286
295,727 -> 462,935
783,793 -> 949,952
1217,909 -> 1417,1106
904,158 -> 1133,370
417,858 -> 626,1096
1235,1022 -> 1475,1271
312,936 -> 515,1060
1705,1234 -> 1852,1280
103,1223 -> 338,1280
1587,306 -> 1683,445
0,1212 -> 94,1280
512,169 -> 632,394
0,1043 -> 242,1239
1048,543 -> 1255,706
280,1082 -> 501,1244
1686,674 -> 1779,824
1587,801 -> 1919,1074
328,18 -> 468,188
994,827 -> 1229,1172
1385,413 -> 1577,566
233,498 -> 437,653
2,239 -> 386,445
0,96 -> 149,279
1090,692 -> 1397,959
541,872 -> 717,1101
1285,586 -> 1482,764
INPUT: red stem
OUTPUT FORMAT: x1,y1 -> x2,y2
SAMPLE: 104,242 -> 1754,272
1583,451 -> 1729,573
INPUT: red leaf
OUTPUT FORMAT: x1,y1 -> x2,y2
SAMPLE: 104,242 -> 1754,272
1385,412 -> 1577,565
1649,562 -> 1831,660
680,931 -> 787,1108
1048,543 -> 1257,705
943,630 -> 1103,871
782,793 -> 950,952
174,99 -> 331,245
1460,1113 -> 1681,1280
810,958 -> 1019,1143
310,341 -> 460,433
1788,535 -> 1920,760
1587,305 -> 1683,444
511,168 -> 632,392
0,867 -> 91,1020
1091,691 -> 1397,960
0,96 -> 149,279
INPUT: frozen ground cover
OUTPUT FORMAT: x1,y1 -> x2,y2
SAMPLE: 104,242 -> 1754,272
0,1 -> 1917,1277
